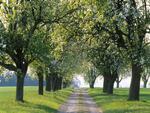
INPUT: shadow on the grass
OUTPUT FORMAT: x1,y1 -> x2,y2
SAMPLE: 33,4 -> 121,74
19,101 -> 57,113
105,109 -> 139,113
89,88 -> 150,113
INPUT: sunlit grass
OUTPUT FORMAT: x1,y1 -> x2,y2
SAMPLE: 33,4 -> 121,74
88,88 -> 150,113
0,86 -> 73,113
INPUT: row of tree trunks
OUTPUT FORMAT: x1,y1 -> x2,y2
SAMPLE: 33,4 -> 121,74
63,81 -> 71,88
53,76 -> 63,91
45,73 -> 63,92
45,74 -> 51,91
37,72 -> 64,96
37,70 -> 71,96
102,62 -> 142,100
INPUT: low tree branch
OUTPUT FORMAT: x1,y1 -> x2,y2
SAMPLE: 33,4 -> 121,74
0,62 -> 17,71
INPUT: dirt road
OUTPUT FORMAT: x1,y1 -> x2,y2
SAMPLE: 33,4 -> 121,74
58,89 -> 102,113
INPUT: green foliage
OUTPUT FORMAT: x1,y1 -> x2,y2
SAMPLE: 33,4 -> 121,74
0,66 -> 5,75
93,0 -> 150,65
0,0 -> 81,70
87,37 -> 124,76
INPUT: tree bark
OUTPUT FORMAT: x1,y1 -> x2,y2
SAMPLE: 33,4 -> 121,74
61,78 -> 64,89
116,81 -> 119,88
116,76 -> 120,88
103,75 -> 109,93
89,77 -> 96,88
16,73 -> 25,102
63,81 -> 70,88
53,76 -> 58,91
128,63 -> 142,101
45,74 -> 51,91
58,77 -> 62,90
51,75 -> 56,91
107,79 -> 115,94
90,81 -> 95,88
90,83 -> 94,88
53,75 -> 62,91
106,71 -> 118,94
38,74 -> 43,95
143,80 -> 148,88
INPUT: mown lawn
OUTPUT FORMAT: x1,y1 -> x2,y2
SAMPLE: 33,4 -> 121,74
0,86 -> 73,113
88,88 -> 150,113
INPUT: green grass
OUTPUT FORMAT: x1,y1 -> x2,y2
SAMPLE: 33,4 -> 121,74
0,86 -> 73,113
88,88 -> 150,113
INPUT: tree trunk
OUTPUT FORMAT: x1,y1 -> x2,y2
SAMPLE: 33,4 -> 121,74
103,76 -> 109,93
53,75 -> 62,91
89,77 -> 96,89
38,74 -> 43,95
51,75 -> 56,91
61,78 -> 64,89
128,63 -> 142,101
143,80 -> 148,88
58,77 -> 63,90
106,71 -> 118,94
63,81 -> 70,88
16,73 -> 25,102
53,76 -> 58,91
90,84 -> 94,88
45,74 -> 51,91
116,77 -> 120,88
107,79 -> 115,94
116,81 -> 119,88
116,75 -> 123,88
89,81 -> 95,88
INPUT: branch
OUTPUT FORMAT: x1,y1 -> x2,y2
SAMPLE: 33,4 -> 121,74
119,77 -> 123,82
28,58 -> 35,64
147,75 -> 150,80
0,62 -> 17,71
143,41 -> 150,47
100,25 -> 114,35
42,7 -> 80,25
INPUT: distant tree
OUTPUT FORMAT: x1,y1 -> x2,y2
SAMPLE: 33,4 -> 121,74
142,70 -> 150,88
116,69 -> 131,88
142,46 -> 150,88
87,37 -> 124,94
84,65 -> 99,88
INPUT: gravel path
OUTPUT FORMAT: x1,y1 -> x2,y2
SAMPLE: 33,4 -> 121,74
58,89 -> 102,113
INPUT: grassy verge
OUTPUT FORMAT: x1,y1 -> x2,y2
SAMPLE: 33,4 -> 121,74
0,86 -> 73,113
88,88 -> 150,113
